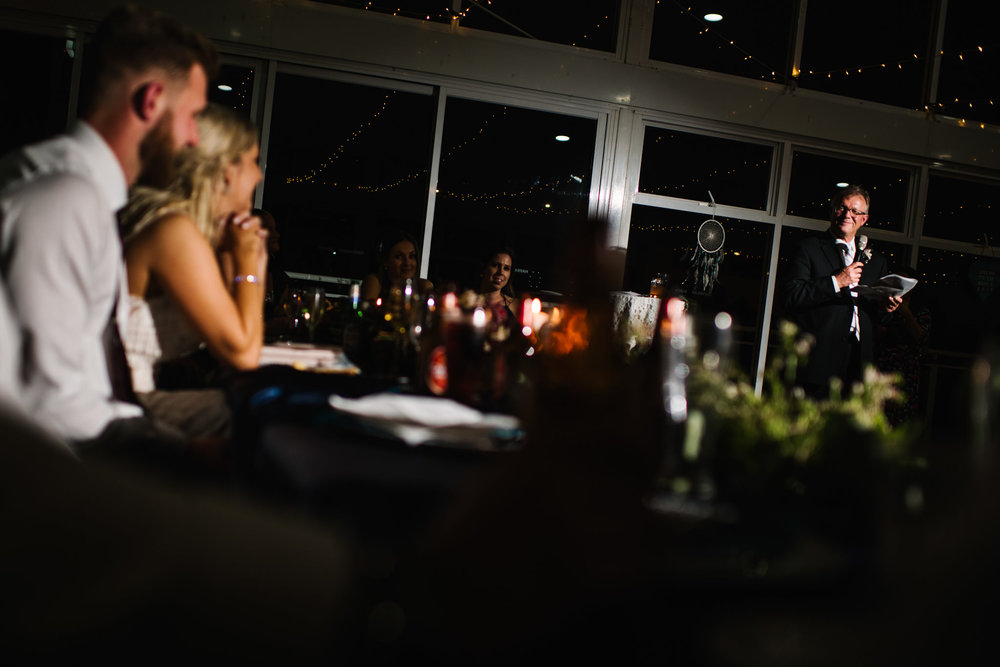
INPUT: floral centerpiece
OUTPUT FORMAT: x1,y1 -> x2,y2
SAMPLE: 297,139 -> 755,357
683,320 -> 922,546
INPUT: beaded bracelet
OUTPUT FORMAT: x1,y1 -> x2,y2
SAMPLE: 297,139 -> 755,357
234,274 -> 259,284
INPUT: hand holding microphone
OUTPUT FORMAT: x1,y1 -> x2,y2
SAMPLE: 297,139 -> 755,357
856,234 -> 873,265
835,235 -> 869,289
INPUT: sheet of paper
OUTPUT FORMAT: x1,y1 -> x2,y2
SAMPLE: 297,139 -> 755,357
856,274 -> 917,298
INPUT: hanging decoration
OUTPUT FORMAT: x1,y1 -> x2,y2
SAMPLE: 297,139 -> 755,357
682,191 -> 725,296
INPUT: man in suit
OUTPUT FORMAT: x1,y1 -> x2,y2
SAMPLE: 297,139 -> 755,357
783,184 -> 902,398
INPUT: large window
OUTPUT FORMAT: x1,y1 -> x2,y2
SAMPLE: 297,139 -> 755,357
639,126 -> 774,211
209,62 -> 256,117
649,0 -> 794,84
624,205 -> 774,375
260,71 -> 436,287
428,98 -> 597,294
786,151 -> 911,232
917,247 -> 1000,354
457,0 -> 619,52
0,29 -> 74,155
797,0 -> 932,110
938,3 -> 1000,127
309,0 -> 620,52
923,174 -> 1000,245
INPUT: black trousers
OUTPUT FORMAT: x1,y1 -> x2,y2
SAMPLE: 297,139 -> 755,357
73,415 -> 210,481
803,331 -> 863,400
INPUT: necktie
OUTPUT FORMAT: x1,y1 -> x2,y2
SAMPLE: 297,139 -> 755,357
102,292 -> 139,405
840,243 -> 861,341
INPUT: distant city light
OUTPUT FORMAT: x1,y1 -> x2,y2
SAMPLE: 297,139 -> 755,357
555,135 -> 570,142
704,13 -> 723,22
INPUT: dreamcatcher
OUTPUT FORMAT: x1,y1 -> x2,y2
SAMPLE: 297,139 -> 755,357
682,192 -> 725,296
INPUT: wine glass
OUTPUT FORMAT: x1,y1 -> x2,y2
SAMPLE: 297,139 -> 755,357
281,285 -> 328,343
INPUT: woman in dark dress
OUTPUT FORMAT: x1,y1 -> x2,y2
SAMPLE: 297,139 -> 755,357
478,247 -> 517,324
361,230 -> 433,301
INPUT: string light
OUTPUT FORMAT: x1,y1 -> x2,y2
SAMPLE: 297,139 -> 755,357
286,102 -> 513,190
665,0 -> 782,82
436,185 -> 585,216
800,43 -> 997,114
284,95 -> 588,213
217,67 -> 254,114
439,107 -> 510,162
571,14 -> 611,48
653,1 -> 998,118
286,92 -> 396,184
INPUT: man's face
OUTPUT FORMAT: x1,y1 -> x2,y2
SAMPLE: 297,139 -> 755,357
137,107 -> 175,188
136,64 -> 207,187
167,63 -> 208,150
830,193 -> 869,242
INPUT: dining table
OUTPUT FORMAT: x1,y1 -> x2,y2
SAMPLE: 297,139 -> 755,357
227,345 -> 523,547
220,342 -> 965,665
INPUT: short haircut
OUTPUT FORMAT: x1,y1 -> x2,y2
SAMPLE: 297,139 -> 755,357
831,183 -> 871,216
80,4 -> 219,115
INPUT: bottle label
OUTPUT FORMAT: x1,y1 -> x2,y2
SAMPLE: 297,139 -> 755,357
426,345 -> 448,395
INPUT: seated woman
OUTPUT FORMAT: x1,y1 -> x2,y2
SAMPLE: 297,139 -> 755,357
119,103 -> 267,440
360,230 -> 433,301
478,247 -> 518,324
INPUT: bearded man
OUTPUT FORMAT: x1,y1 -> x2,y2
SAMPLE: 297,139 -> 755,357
0,5 -> 217,456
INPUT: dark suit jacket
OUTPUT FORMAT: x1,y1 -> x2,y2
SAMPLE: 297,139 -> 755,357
783,234 -> 889,389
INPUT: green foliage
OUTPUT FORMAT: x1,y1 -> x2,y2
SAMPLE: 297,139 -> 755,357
687,320 -> 914,474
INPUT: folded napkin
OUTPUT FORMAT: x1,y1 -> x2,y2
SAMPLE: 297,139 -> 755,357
260,343 -> 360,373
328,393 -> 521,449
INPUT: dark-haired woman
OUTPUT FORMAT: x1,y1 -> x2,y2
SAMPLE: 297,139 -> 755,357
479,249 -> 517,324
361,231 -> 433,301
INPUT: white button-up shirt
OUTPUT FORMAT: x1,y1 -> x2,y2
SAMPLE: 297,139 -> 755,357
0,122 -> 143,442
833,239 -> 861,340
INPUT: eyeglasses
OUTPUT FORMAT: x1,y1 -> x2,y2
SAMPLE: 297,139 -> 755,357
835,205 -> 868,217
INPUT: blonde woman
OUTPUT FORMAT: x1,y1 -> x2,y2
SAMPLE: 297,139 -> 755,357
120,103 -> 266,440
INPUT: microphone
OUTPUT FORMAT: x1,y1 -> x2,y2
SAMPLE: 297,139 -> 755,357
856,234 -> 872,265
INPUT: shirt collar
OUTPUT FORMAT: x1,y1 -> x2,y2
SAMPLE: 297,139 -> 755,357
834,237 -> 856,253
69,121 -> 129,213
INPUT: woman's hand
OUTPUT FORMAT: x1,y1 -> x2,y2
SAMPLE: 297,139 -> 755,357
221,212 -> 268,277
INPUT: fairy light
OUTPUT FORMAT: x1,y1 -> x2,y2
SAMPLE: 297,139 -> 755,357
286,92 -> 396,184
800,42 -> 997,116
439,107 -> 510,163
663,0 -> 782,82
570,14 -> 611,48
329,2 -> 995,119
216,67 -> 254,114
435,180 -> 586,216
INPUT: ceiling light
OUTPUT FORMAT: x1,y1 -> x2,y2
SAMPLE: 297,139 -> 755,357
555,135 -> 570,142
704,13 -> 723,22
216,84 -> 233,92
836,182 -> 849,188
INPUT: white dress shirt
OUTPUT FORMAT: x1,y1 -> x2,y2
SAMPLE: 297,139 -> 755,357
0,285 -> 23,414
834,239 -> 861,340
0,122 -> 143,441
